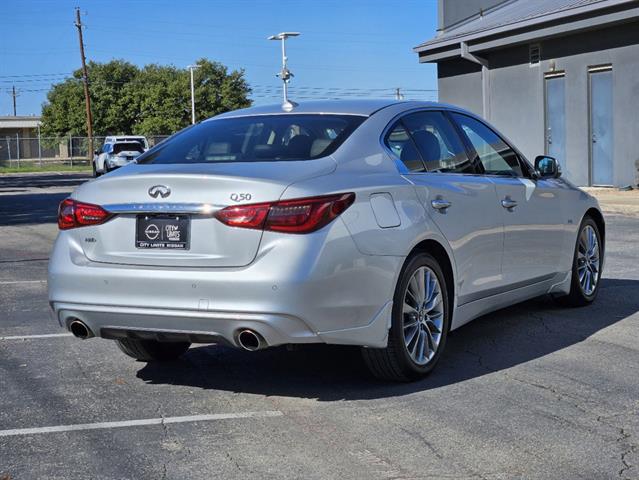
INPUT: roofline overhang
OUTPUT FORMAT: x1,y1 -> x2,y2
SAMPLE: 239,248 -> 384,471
415,0 -> 639,63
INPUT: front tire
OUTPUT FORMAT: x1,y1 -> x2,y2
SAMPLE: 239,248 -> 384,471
362,252 -> 450,382
116,338 -> 191,362
559,216 -> 603,307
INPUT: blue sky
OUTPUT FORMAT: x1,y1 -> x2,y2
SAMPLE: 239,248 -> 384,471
0,0 -> 438,116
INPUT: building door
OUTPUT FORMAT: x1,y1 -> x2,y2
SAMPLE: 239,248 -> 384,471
545,73 -> 566,169
589,66 -> 613,186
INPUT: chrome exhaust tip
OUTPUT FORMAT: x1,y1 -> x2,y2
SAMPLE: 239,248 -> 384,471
236,329 -> 266,351
69,319 -> 93,340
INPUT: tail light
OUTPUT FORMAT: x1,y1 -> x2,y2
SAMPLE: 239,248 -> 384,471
58,198 -> 112,230
215,193 -> 355,234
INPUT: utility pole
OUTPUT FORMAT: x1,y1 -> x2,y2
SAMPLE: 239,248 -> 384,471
75,7 -> 93,161
12,86 -> 18,115
187,64 -> 200,124
395,88 -> 403,101
8,86 -> 19,116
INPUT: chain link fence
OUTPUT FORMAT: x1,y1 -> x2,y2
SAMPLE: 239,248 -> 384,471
0,135 -> 170,168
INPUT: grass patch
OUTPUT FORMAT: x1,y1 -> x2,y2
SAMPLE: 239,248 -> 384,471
0,163 -> 92,174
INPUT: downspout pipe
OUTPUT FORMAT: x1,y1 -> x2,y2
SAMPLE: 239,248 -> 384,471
460,41 -> 490,120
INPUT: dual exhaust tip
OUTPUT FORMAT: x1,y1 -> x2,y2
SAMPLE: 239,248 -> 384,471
236,329 -> 267,351
69,319 -> 93,340
69,320 -> 266,351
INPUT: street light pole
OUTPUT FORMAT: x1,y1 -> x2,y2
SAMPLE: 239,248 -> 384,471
268,32 -> 300,111
187,64 -> 200,124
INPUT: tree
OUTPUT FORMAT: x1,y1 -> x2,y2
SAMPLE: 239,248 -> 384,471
40,58 -> 252,138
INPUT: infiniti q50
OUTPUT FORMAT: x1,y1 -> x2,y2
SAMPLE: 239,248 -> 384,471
48,100 -> 604,381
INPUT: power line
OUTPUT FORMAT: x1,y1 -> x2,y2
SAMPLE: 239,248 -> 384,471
0,72 -> 72,79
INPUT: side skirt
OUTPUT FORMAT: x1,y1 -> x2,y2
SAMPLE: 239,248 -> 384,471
451,271 -> 570,331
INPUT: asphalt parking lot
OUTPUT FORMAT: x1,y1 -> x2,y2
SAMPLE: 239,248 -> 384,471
1,173 -> 638,480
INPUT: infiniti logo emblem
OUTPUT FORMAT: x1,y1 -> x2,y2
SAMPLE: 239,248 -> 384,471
148,185 -> 171,199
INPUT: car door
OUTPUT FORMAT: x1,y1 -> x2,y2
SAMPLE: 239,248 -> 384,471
385,110 -> 505,306
450,112 -> 567,287
97,144 -> 110,172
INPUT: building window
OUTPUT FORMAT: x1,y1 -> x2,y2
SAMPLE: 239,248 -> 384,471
529,44 -> 541,66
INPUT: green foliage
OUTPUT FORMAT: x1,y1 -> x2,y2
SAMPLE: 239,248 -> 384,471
40,59 -> 252,137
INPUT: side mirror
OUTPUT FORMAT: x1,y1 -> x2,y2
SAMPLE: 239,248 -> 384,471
534,155 -> 561,179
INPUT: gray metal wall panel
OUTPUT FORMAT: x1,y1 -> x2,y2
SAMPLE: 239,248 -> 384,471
436,22 -> 639,186
438,60 -> 484,117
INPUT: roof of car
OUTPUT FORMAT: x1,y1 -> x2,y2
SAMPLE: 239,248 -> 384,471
210,99 -> 437,119
106,136 -> 146,141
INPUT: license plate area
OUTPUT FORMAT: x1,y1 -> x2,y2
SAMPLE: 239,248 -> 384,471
136,215 -> 190,250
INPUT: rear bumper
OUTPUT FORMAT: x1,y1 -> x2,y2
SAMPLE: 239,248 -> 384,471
48,219 -> 403,348
51,302 -> 321,347
106,157 -> 134,168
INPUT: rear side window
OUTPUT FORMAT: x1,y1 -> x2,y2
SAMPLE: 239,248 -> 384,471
137,114 -> 365,164
401,111 -> 473,174
385,123 -> 425,172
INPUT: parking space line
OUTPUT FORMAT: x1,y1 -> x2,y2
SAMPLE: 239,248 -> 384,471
0,280 -> 47,285
0,333 -> 73,340
0,411 -> 284,437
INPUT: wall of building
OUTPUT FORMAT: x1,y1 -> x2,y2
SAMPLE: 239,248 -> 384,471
438,59 -> 483,114
436,21 -> 639,186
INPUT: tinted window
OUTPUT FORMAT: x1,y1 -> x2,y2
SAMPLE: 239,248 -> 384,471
137,114 -> 365,164
112,142 -> 145,154
385,123 -> 425,172
451,113 -> 523,177
402,111 -> 473,174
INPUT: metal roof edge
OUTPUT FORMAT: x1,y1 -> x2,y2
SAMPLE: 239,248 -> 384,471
414,0 -> 637,54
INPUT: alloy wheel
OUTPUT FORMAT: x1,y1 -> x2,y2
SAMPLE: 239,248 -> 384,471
577,225 -> 600,296
402,266 -> 444,365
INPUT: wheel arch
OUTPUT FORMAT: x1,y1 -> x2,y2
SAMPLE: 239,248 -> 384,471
585,207 -> 605,246
407,239 -> 456,321
584,208 -> 606,269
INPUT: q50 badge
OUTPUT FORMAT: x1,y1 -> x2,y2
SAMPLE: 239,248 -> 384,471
230,193 -> 252,202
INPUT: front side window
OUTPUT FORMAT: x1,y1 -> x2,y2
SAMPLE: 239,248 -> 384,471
401,111 -> 473,174
451,113 -> 523,177
137,114 -> 365,164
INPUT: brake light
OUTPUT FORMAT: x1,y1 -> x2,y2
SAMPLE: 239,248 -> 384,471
58,198 -> 112,230
214,193 -> 355,234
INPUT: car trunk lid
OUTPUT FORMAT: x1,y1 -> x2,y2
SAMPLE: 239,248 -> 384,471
71,160 -> 335,267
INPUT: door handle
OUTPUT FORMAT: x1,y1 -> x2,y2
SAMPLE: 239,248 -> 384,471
501,198 -> 518,210
431,198 -> 452,211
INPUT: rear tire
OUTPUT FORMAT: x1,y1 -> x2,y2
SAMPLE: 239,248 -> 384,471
116,338 -> 190,362
558,216 -> 602,307
362,252 -> 450,382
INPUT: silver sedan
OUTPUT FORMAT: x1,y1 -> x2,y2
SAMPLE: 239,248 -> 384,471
48,100 -> 605,381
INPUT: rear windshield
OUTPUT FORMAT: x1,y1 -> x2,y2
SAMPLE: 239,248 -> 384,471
136,114 -> 365,164
112,142 -> 145,154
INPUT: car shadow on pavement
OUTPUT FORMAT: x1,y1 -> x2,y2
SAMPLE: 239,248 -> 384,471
0,173 -> 90,189
136,277 -> 639,401
0,192 -> 70,226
